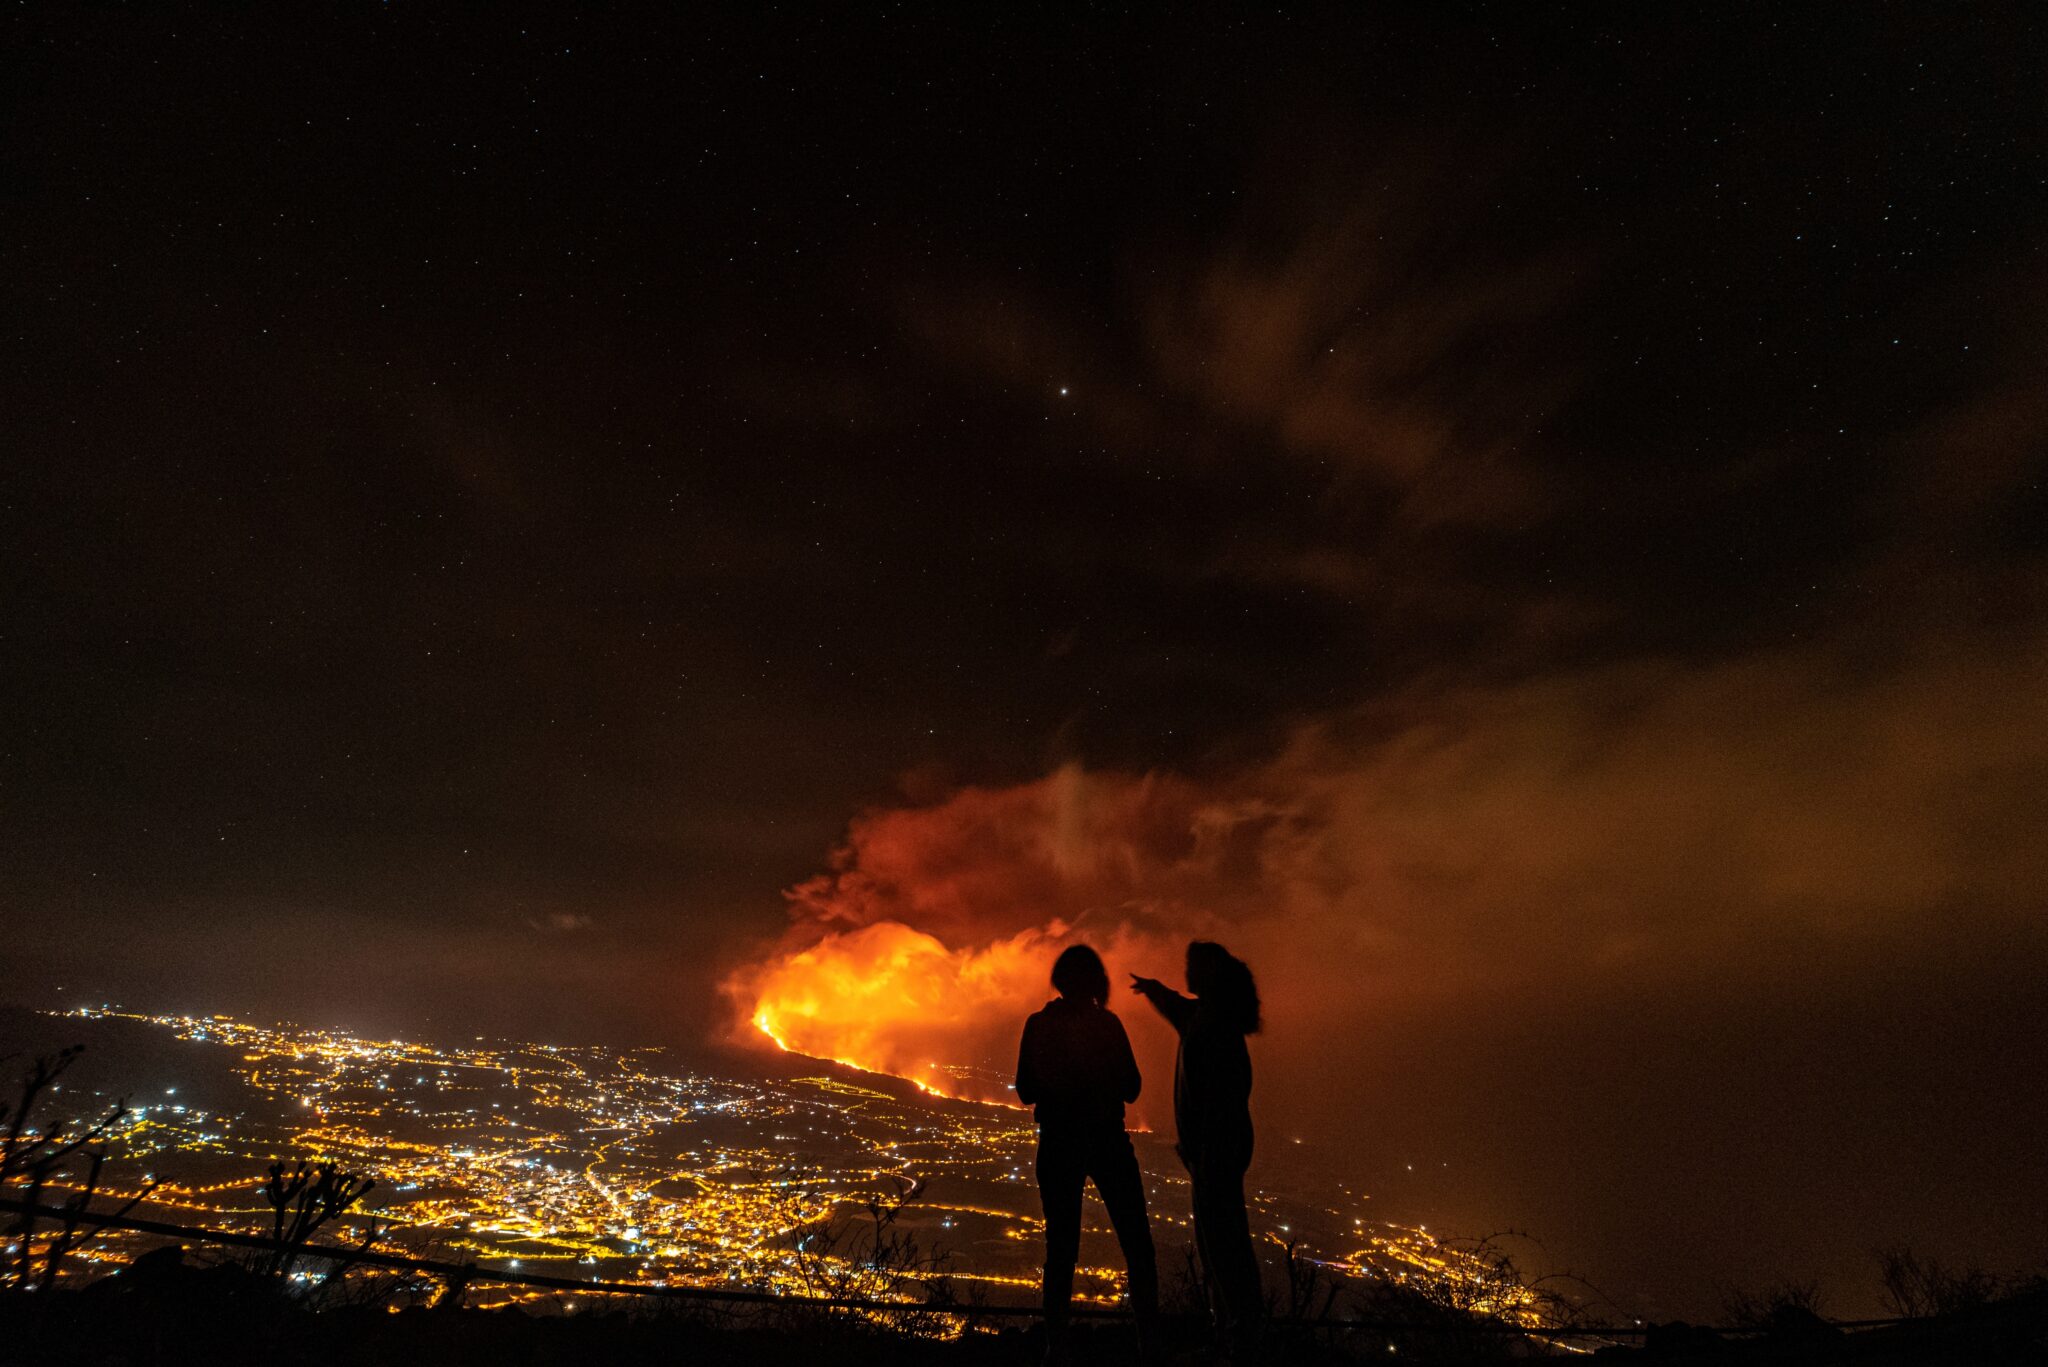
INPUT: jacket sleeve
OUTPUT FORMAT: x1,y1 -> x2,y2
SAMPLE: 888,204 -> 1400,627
1013,1015 -> 1040,1105
1135,979 -> 1197,1033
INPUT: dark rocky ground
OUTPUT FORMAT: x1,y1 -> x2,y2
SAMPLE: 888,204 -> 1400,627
3,1250 -> 2046,1367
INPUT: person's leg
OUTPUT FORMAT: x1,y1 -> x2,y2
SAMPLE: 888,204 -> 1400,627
1188,1166 -> 1226,1328
1088,1131 -> 1159,1331
1206,1160 -> 1263,1332
1035,1131 -> 1085,1330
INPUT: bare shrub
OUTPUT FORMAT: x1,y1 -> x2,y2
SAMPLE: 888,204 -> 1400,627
1,1047 -> 154,1292
1876,1246 -> 2004,1319
254,1159 -> 381,1290
1721,1277 -> 1828,1331
783,1175 -> 960,1338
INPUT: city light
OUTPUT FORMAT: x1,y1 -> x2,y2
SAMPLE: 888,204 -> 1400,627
28,1008 -> 1534,1321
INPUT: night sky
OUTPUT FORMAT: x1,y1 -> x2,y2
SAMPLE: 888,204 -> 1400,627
7,6 -> 2047,1315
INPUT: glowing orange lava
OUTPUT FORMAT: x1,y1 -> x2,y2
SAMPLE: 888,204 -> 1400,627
733,920 -> 1072,1105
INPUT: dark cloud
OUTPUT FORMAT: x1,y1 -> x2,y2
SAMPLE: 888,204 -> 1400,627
737,605 -> 2048,1309
1140,183 -> 1579,522
5,3 -> 2047,1318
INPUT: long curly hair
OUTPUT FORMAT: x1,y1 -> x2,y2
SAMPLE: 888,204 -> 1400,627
1186,941 -> 1261,1034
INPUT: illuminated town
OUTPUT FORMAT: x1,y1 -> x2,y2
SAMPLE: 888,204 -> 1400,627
23,1008 -> 1539,1323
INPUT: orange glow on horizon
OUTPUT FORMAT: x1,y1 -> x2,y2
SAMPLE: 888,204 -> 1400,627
733,920 -> 1074,1107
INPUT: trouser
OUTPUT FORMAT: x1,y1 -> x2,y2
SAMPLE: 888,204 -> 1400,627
1187,1152 -> 1263,1332
1035,1126 -> 1159,1329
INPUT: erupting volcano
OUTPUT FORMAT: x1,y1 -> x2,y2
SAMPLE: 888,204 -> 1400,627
736,920 -> 1067,1103
722,764 -> 1263,1105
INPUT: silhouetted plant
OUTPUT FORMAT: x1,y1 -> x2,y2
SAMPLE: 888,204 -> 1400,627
1,1047 -> 152,1293
1876,1246 -> 2005,1319
782,1175 -> 959,1338
1275,1236 -> 1344,1323
30,1151 -> 155,1293
255,1159 -> 381,1288
1721,1275 -> 1828,1331
1160,1241 -> 1209,1320
430,1258 -> 475,1311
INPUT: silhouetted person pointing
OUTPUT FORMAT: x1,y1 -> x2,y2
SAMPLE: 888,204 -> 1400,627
1132,940 -> 1264,1346
1016,944 -> 1159,1358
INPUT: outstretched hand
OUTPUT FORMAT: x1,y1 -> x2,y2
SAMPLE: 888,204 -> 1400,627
1128,974 -> 1163,997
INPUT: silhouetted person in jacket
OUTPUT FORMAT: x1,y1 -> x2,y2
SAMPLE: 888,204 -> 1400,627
1016,944 -> 1159,1356
1132,940 -> 1263,1344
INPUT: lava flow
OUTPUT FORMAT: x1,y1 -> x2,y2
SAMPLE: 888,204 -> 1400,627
734,919 -> 1071,1105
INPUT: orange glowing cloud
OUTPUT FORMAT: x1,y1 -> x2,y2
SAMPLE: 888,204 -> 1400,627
728,629 -> 2048,1113
735,919 -> 1073,1103
724,764 -> 1275,1101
